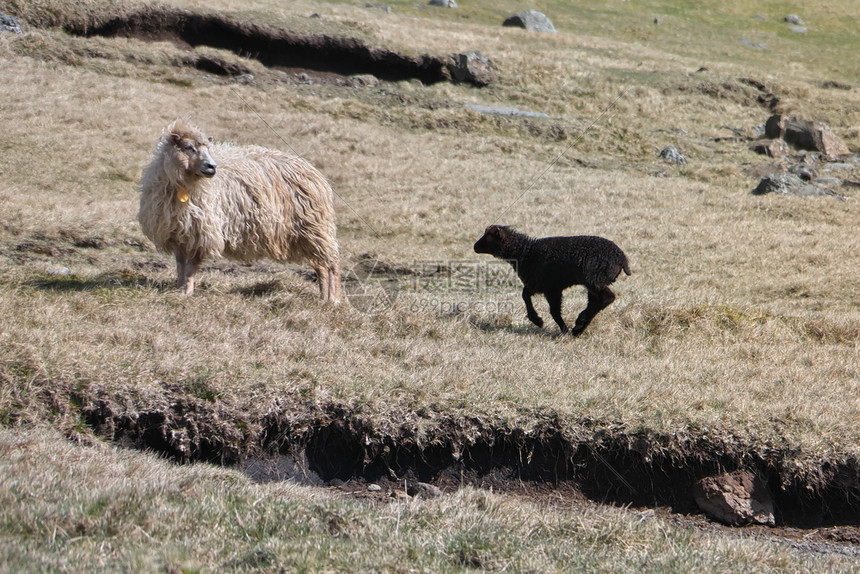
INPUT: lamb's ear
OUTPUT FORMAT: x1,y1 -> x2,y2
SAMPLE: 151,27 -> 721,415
170,132 -> 182,146
495,225 -> 509,240
207,136 -> 213,143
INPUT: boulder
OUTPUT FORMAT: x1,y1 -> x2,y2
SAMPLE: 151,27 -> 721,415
447,51 -> 494,86
764,115 -> 850,158
693,470 -> 775,526
503,10 -> 556,33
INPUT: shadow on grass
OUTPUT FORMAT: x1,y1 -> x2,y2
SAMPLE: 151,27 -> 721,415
26,271 -> 174,292
467,318 -> 562,338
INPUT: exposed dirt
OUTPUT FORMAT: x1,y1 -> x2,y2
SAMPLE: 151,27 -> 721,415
69,380 -> 860,535
61,6 -> 459,85
74,389 -> 860,556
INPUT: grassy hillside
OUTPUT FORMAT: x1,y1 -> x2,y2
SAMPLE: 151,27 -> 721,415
0,0 -> 859,570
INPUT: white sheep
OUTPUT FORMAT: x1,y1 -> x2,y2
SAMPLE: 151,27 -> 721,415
138,119 -> 341,302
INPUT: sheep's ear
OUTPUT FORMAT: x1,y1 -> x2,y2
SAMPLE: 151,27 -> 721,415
494,225 -> 509,240
170,133 -> 182,146
207,136 -> 213,143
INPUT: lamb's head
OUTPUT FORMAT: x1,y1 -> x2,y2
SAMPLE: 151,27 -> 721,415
164,121 -> 217,183
474,224 -> 511,256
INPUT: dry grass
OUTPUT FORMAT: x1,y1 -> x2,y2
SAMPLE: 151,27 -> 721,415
1,0 -> 860,569
2,428 -> 856,573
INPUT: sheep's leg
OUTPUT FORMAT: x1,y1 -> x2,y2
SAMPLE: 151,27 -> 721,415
522,287 -> 544,328
544,290 -> 568,333
315,264 -> 330,302
571,286 -> 616,336
328,260 -> 341,304
174,248 -> 200,296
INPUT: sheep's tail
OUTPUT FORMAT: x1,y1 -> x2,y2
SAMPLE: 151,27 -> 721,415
622,257 -> 631,276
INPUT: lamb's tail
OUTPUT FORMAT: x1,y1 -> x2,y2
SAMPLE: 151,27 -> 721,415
622,257 -> 631,276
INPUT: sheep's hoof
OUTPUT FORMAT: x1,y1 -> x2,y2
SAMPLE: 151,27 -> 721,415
570,325 -> 585,337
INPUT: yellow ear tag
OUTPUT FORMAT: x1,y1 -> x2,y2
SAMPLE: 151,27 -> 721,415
177,187 -> 189,203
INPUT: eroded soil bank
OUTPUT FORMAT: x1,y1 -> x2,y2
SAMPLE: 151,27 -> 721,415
74,387 -> 860,534
61,6 -> 458,84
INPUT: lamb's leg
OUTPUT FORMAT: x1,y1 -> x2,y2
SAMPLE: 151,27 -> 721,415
522,287 -> 544,328
544,290 -> 568,333
571,286 -> 615,336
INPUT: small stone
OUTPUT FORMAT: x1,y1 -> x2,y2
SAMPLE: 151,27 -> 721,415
784,14 -> 805,26
347,74 -> 379,88
429,0 -> 457,7
0,12 -> 22,34
464,104 -> 548,118
367,483 -> 382,492
365,3 -> 392,12
748,139 -> 789,158
658,145 -> 687,165
407,482 -> 443,499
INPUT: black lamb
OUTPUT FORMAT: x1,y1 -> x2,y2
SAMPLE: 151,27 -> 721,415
474,225 -> 631,336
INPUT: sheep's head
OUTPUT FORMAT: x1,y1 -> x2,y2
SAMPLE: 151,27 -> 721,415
474,224 -> 511,255
165,121 -> 217,182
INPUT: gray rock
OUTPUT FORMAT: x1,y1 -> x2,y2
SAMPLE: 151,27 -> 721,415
429,0 -> 457,6
748,139 -> 789,158
740,39 -> 767,50
503,10 -> 556,33
658,145 -> 686,165
813,177 -> 843,186
367,483 -> 383,492
693,470 -> 775,526
365,3 -> 392,12
789,25 -> 807,34
784,14 -> 805,26
347,74 -> 380,88
407,482 -> 443,499
788,163 -> 816,181
447,51 -> 494,86
751,172 -> 846,200
0,12 -> 22,34
464,103 -> 549,118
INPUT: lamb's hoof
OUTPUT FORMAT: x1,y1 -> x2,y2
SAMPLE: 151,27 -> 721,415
570,325 -> 585,337
530,318 -> 544,328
